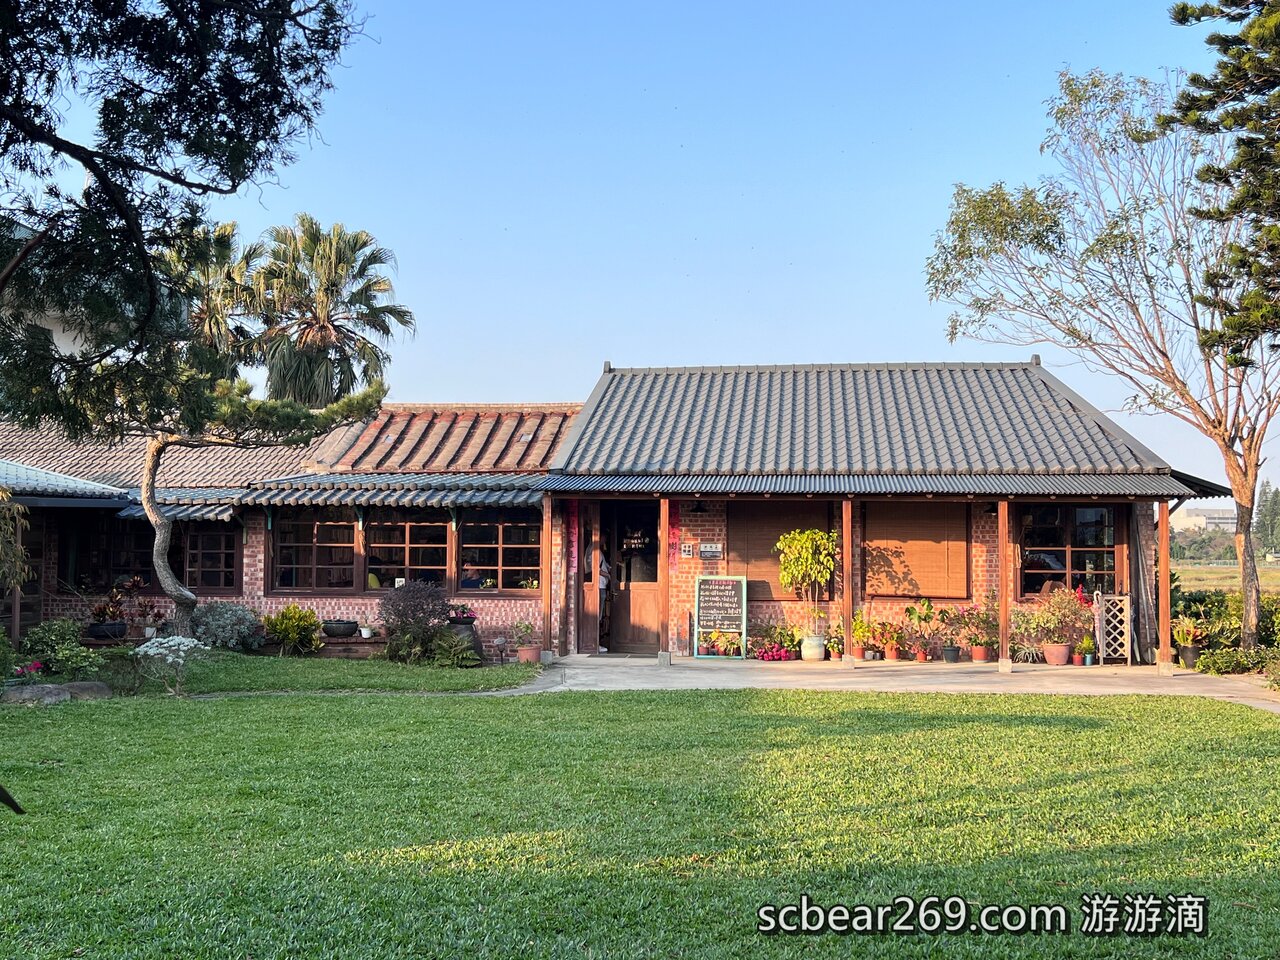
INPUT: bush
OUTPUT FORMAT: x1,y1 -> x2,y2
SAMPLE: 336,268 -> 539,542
93,645 -> 143,695
51,639 -> 105,680
432,628 -> 482,668
191,602 -> 263,651
134,635 -> 210,695
0,635 -> 13,680
1180,589 -> 1280,646
380,581 -> 450,663
22,618 -> 83,663
1194,646 -> 1280,676
262,605 -> 323,655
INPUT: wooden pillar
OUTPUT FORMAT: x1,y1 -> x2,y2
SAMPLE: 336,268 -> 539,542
658,496 -> 670,654
841,498 -> 854,665
997,499 -> 1012,671
541,494 -> 553,652
1158,499 -> 1172,673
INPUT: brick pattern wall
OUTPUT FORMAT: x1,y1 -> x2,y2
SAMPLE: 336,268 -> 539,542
38,506 -> 563,662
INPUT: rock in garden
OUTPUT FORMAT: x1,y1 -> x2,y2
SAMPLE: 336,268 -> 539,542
63,681 -> 113,701
1,684 -> 71,706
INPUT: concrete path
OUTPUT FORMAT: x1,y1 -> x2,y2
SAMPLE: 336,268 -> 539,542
513,654 -> 1280,715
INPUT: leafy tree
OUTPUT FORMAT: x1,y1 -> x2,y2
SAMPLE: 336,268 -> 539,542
927,71 -> 1276,647
257,214 -> 415,406
1166,1 -> 1280,360
0,490 -> 31,592
774,528 -> 838,637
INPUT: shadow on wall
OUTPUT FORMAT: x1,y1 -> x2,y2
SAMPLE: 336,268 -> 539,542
863,543 -> 920,598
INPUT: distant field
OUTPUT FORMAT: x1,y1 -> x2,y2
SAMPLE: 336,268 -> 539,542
1174,563 -> 1280,592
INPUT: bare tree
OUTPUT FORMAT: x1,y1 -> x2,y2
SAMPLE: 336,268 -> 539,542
927,71 -> 1275,647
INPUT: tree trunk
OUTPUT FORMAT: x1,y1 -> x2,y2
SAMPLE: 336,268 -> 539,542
141,436 -> 198,636
1236,497 -> 1260,650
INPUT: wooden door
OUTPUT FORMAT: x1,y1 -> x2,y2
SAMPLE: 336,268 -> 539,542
577,502 -> 601,653
609,502 -> 661,653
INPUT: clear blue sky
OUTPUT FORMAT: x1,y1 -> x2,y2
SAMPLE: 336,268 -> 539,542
210,0 -> 1244,485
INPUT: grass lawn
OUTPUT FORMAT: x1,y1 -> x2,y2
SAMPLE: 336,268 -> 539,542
2,691 -> 1279,959
1174,562 -> 1280,592
168,651 -> 540,695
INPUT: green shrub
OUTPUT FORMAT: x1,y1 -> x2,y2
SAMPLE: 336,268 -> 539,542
191,602 -> 263,651
1194,646 -> 1280,675
1180,589 -> 1280,646
432,628 -> 482,668
22,618 -> 83,662
0,635 -> 13,679
262,605 -> 323,655
51,639 -> 105,679
93,645 -> 143,695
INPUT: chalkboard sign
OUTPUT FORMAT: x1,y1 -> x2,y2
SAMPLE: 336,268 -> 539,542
694,575 -> 747,659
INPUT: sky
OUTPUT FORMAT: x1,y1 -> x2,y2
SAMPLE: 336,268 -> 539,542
204,0 -> 1245,486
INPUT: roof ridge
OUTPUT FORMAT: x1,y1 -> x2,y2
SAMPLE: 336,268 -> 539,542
381,402 -> 582,412
600,361 -> 1040,375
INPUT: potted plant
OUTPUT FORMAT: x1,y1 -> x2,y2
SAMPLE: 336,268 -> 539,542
848,610 -> 871,660
448,603 -> 478,626
1173,616 -> 1203,669
774,528 -> 839,662
825,634 -> 843,661
1077,634 -> 1097,666
882,623 -> 902,661
359,620 -> 377,639
1071,645 -> 1085,667
908,637 -> 929,662
321,618 -> 359,638
715,630 -> 743,658
263,605 -> 324,656
904,597 -> 941,663
87,587 -> 128,641
511,619 -> 541,664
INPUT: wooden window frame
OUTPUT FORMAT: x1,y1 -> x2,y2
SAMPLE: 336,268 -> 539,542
363,512 -> 450,591
1016,502 -> 1126,599
269,508 -> 359,595
181,522 -> 242,596
861,501 -> 971,601
58,515 -> 239,596
455,510 -> 542,597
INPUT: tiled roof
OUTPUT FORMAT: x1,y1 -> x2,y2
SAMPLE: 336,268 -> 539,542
242,472 -> 544,508
0,459 -> 127,499
331,405 -> 578,473
556,362 -> 1168,476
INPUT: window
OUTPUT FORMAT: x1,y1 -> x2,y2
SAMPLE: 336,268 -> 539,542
364,510 -> 449,589
272,509 -> 357,591
727,501 -> 831,601
183,524 -> 238,592
458,508 -> 541,591
863,502 -> 969,599
1019,505 -> 1118,596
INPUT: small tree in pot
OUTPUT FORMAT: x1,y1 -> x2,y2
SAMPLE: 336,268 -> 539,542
774,528 -> 839,662
511,619 -> 542,664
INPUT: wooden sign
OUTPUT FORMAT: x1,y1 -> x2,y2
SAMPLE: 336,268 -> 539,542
694,575 -> 747,658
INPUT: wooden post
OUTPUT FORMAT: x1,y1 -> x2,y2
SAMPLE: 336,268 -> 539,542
1158,499 -> 1172,674
997,499 -> 1012,672
841,498 -> 854,667
541,493 -> 553,653
658,496 -> 670,659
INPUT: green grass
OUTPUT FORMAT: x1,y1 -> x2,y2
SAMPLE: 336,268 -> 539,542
2,691 -> 1279,958
169,651 -> 540,695
1174,563 -> 1280,592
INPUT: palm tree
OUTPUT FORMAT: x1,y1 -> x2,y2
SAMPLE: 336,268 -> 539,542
158,221 -> 263,364
256,214 -> 414,406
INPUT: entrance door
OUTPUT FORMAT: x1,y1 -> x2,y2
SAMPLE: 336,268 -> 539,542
605,501 -> 661,654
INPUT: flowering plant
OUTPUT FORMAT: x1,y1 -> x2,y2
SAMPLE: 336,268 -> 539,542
12,660 -> 43,683
448,604 -> 478,620
133,635 -> 210,695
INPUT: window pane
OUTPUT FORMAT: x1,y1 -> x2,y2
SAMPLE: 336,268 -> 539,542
502,570 -> 540,590
1072,571 -> 1115,594
460,568 -> 499,590
316,546 -> 354,566
409,524 -> 447,545
277,566 -> 312,589
462,524 -> 499,545
366,565 -> 402,589
502,546 -> 541,568
1073,507 -> 1115,547
367,524 -> 406,546
1071,550 -> 1115,573
409,546 -> 446,568
1022,571 -> 1067,594
1023,549 -> 1066,572
317,567 -> 353,589
409,568 -> 445,584
504,524 -> 540,545
1022,526 -> 1065,548
317,523 -> 355,545
461,546 -> 499,567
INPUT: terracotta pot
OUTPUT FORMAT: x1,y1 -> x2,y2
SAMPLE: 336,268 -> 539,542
830,649 -> 842,661
1043,642 -> 1073,666
851,645 -> 866,660
971,645 -> 990,662
1072,654 -> 1085,666
885,647 -> 900,661
697,644 -> 710,656
915,650 -> 928,663
516,644 -> 541,664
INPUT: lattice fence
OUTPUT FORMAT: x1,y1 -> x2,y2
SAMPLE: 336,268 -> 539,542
1094,592 -> 1131,665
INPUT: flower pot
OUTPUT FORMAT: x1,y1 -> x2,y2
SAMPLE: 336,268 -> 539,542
829,649 -> 842,661
360,627 -> 375,639
1178,644 -> 1202,670
448,616 -> 477,626
1084,654 -> 1095,666
87,621 -> 127,641
322,619 -> 359,638
941,645 -> 961,664
851,645 -> 866,660
885,646 -> 900,661
1043,641 -> 1073,666
971,645 -> 990,662
697,643 -> 710,656
1072,653 -> 1085,666
800,636 -> 825,661
516,643 -> 541,664
914,650 -> 928,663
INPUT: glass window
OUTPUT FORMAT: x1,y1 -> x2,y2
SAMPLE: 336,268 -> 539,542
184,525 -> 237,592
273,509 -> 357,591
458,509 -> 540,591
365,511 -> 449,589
1018,505 -> 1119,596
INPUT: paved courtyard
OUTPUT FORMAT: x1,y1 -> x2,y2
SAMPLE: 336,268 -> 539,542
514,654 -> 1280,714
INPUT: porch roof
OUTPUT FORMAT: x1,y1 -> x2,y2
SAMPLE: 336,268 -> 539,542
239,472 -> 546,508
548,361 -> 1228,498
0,458 -> 128,501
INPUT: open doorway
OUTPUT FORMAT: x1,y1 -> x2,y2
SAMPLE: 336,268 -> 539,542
579,500 -> 661,654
